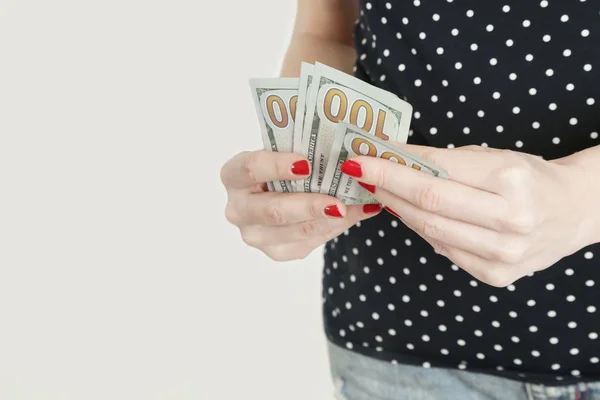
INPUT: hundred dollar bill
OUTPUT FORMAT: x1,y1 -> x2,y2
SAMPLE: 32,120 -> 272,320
292,63 -> 314,192
249,78 -> 299,193
301,62 -> 413,194
321,123 -> 449,205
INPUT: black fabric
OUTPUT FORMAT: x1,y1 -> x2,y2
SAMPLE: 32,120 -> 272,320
323,0 -> 600,385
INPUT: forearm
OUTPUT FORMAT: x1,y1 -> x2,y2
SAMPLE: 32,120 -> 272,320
280,32 -> 357,77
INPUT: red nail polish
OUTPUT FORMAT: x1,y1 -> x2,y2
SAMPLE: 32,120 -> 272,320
385,207 -> 402,219
341,160 -> 363,178
291,160 -> 310,175
358,182 -> 375,194
324,205 -> 343,218
363,204 -> 382,214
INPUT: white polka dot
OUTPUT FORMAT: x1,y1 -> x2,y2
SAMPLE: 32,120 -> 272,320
473,305 -> 481,312
490,58 -> 498,66
385,2 -> 392,9
470,43 -> 478,51
372,312 -> 379,320
552,363 -> 561,370
584,64 -> 593,72
419,284 -> 427,292
587,98 -> 595,105
526,54 -> 534,62
346,342 -> 353,349
540,1 -> 548,7
474,77 -> 482,84
513,107 -> 520,114
452,28 -> 459,36
532,350 -> 541,357
345,302 -> 352,309
477,110 -> 485,118
509,311 -> 518,318
511,336 -> 520,343
470,280 -> 478,287
436,47 -> 444,55
570,118 -> 578,125
422,335 -> 430,342
437,300 -> 445,307
466,10 -> 474,17
582,29 -> 590,37
566,83 -> 575,91
433,13 -> 440,21
365,2 -> 372,9
591,357 -> 600,364
407,343 -> 415,350
455,62 -> 463,70
430,127 -> 438,135
585,251 -> 594,259
509,73 -> 517,80
550,337 -> 559,344
439,324 -> 447,332
546,283 -> 555,291
523,20 -> 531,27
474,330 -> 483,337
587,306 -> 596,313
496,125 -> 504,133
514,359 -> 522,365
493,92 -> 501,99
492,321 -> 501,328
553,137 -> 561,144
455,315 -> 464,322
590,332 -> 598,340
477,353 -> 485,360
495,345 -> 503,351
454,290 -> 462,297
549,103 -> 557,111
516,140 -> 524,148
457,339 -> 466,346
441,348 -> 449,355
530,325 -> 538,332
564,49 -> 572,57
567,295 -> 576,302
561,14 -> 569,22
543,34 -> 551,42
568,321 -> 577,329
403,295 -> 410,303
592,132 -> 599,139
451,264 -> 459,271
381,17 -> 388,25
486,24 -> 494,32
548,310 -> 557,317
459,95 -> 466,102
570,348 -> 579,355
572,370 -> 581,377
442,80 -> 449,87
489,296 -> 498,303
398,64 -> 406,71
506,39 -> 514,47
402,17 -> 409,25
546,69 -> 554,76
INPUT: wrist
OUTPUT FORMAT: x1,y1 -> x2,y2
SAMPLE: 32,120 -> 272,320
554,149 -> 600,249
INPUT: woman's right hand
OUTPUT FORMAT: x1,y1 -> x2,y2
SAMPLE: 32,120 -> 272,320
220,150 -> 382,261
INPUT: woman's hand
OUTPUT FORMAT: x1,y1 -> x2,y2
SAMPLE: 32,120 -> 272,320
341,144 -> 595,286
221,150 -> 382,261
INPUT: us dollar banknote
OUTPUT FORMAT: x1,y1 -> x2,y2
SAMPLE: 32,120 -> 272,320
291,63 -> 314,192
249,78 -> 299,193
301,62 -> 413,194
320,123 -> 449,205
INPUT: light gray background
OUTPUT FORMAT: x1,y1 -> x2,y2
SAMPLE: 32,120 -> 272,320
0,1 -> 334,399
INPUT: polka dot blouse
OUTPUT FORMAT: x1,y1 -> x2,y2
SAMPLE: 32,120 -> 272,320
323,0 -> 600,385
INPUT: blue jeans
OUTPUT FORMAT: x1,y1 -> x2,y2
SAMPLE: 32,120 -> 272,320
328,341 -> 600,400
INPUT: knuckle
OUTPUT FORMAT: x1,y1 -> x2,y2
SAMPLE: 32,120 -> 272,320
263,246 -> 291,262
483,270 -> 516,288
224,203 -> 241,226
374,165 -> 389,189
495,161 -> 534,193
496,241 -> 526,264
416,186 -> 442,212
421,218 -> 444,241
502,211 -> 536,234
300,219 -> 321,238
243,151 -> 262,184
429,239 -> 447,256
265,199 -> 287,225
240,227 -> 261,248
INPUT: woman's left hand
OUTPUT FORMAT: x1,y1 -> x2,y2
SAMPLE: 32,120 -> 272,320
342,144 -> 596,287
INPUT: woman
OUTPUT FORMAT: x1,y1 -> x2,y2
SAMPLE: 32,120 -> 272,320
221,1 -> 600,398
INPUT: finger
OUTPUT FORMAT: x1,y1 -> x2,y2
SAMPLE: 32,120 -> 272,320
381,143 -> 507,191
348,156 -> 509,230
399,217 -> 517,287
243,204 -> 382,246
220,150 -> 310,190
237,191 -> 351,226
377,188 -> 511,261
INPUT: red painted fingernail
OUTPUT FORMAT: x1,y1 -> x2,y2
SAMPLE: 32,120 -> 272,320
341,160 -> 362,178
291,160 -> 310,175
358,182 -> 375,193
363,204 -> 382,214
385,207 -> 402,219
324,205 -> 343,218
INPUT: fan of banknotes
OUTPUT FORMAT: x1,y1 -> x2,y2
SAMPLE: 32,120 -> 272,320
249,62 -> 448,205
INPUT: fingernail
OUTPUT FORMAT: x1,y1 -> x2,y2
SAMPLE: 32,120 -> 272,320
358,182 -> 375,194
385,207 -> 401,219
324,205 -> 343,218
291,160 -> 310,175
341,160 -> 362,178
363,204 -> 382,214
